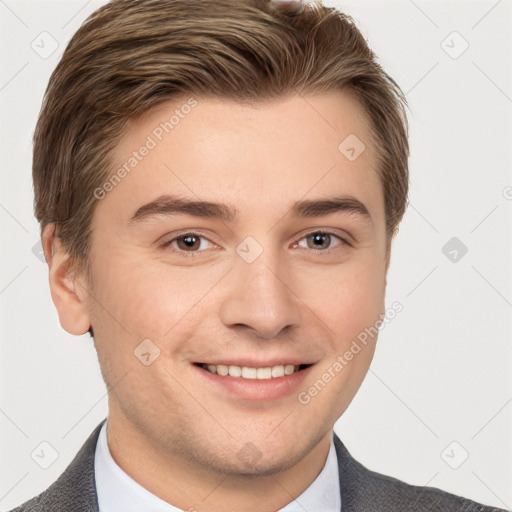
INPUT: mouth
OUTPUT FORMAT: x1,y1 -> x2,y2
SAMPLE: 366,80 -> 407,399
191,358 -> 316,401
194,362 -> 313,380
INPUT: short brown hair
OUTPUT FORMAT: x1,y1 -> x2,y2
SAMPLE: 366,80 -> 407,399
34,0 -> 409,272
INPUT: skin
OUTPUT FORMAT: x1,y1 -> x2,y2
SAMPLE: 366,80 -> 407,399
44,90 -> 391,511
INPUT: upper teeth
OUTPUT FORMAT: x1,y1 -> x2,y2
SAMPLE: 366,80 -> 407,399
203,364 -> 299,379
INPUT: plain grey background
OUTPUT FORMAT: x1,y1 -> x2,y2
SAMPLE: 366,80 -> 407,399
1,0 -> 511,510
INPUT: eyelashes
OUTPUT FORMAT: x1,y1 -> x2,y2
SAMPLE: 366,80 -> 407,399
161,230 -> 351,258
293,231 -> 349,252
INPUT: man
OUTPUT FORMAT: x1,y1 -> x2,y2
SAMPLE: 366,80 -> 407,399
9,0 -> 505,510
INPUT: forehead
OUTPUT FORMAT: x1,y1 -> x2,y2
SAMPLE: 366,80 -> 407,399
97,91 -> 384,226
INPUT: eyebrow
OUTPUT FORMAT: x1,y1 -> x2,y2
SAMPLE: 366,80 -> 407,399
129,194 -> 372,224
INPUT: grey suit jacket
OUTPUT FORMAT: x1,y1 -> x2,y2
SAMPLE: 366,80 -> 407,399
9,419 -> 505,511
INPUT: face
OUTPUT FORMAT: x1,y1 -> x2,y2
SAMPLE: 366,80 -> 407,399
54,91 -> 389,476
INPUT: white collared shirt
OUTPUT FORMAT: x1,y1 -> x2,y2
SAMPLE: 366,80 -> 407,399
94,420 -> 341,511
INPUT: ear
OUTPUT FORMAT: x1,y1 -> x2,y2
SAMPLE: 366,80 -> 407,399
42,224 -> 91,336
384,237 -> 392,282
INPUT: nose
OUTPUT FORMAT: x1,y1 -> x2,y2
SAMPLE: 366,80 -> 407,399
218,248 -> 301,340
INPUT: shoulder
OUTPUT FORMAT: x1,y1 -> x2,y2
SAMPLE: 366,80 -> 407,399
333,433 -> 505,512
8,420 -> 105,512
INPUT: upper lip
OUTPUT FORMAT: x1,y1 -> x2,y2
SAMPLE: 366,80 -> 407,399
195,358 -> 316,367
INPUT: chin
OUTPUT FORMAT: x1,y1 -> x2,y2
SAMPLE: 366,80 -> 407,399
194,427 -> 325,477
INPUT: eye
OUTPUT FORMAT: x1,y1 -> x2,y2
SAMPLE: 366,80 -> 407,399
294,231 -> 349,252
161,231 -> 217,256
161,229 -> 350,257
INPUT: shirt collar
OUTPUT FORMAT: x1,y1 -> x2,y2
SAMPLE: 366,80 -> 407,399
94,420 -> 341,511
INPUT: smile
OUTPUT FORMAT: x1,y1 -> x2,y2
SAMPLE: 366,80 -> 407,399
196,363 -> 311,380
192,361 -> 315,401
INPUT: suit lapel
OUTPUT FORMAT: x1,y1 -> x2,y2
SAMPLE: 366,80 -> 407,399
41,419 -> 105,512
333,431 -> 370,511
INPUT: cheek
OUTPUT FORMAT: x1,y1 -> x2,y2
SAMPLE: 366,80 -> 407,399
297,261 -> 385,418
298,257 -> 386,346
91,256 -> 228,343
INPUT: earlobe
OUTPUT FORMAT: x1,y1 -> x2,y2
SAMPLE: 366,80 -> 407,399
42,224 -> 91,336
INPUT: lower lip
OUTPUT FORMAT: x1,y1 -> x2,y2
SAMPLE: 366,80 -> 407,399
193,364 -> 314,401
